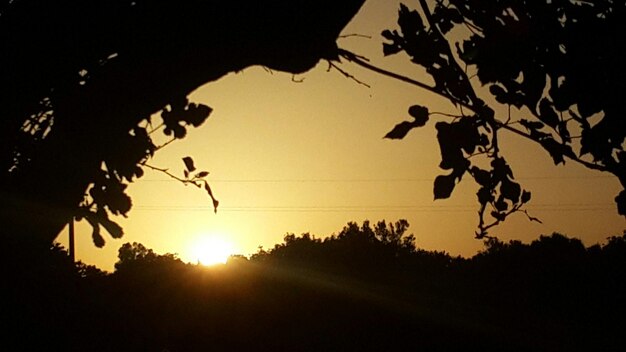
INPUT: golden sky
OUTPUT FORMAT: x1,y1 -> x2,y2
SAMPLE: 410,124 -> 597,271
58,0 -> 625,271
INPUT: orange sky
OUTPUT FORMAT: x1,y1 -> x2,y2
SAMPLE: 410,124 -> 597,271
58,0 -> 625,271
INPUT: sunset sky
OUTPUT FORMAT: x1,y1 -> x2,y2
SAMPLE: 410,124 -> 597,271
58,0 -> 625,271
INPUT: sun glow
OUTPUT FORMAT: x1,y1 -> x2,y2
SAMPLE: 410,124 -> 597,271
190,235 -> 235,266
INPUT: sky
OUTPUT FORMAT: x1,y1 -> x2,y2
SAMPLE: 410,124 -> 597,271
58,0 -> 625,271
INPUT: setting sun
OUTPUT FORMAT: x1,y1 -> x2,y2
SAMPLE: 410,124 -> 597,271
189,235 -> 235,266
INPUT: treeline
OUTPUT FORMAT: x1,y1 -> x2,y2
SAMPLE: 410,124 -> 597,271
2,220 -> 625,351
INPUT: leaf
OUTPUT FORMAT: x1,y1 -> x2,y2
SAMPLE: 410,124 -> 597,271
407,105 -> 429,126
489,84 -> 508,104
471,166 -> 491,186
436,121 -> 465,170
85,215 -> 105,248
383,43 -> 402,56
500,180 -> 521,203
92,226 -> 105,248
494,198 -> 508,212
490,211 -> 506,222
384,121 -> 417,139
538,99 -> 559,127
434,174 -> 456,200
196,171 -> 209,178
477,187 -> 493,205
100,217 -> 124,239
519,119 -> 544,131
381,29 -> 395,40
521,190 -> 531,204
204,181 -> 219,213
182,156 -> 196,173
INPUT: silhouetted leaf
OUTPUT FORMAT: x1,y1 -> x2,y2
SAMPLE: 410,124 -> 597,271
477,186 -> 493,205
381,29 -> 395,40
489,84 -> 508,104
471,166 -> 491,187
183,156 -> 196,173
491,157 -> 513,182
501,180 -> 521,203
491,211 -> 506,222
436,122 -> 465,171
85,214 -> 105,248
521,190 -> 531,204
434,174 -> 456,200
385,121 -> 417,139
100,217 -> 124,239
204,181 -> 219,213
196,171 -> 209,178
494,197 -> 508,212
108,191 -> 132,216
539,99 -> 559,127
408,105 -> 429,126
519,119 -> 544,131
92,228 -> 105,248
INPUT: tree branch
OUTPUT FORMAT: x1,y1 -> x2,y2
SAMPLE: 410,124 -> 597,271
142,163 -> 201,188
338,48 -> 441,99
338,48 -> 613,175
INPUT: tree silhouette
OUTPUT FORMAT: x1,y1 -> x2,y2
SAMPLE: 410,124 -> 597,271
0,0 -> 366,248
339,0 -> 626,237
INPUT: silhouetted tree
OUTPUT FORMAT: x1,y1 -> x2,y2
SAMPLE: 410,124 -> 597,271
340,0 -> 626,237
114,241 -> 183,273
0,0 -> 366,248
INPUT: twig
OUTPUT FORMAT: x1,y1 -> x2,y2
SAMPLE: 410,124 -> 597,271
153,137 -> 176,153
429,111 -> 465,119
147,123 -> 164,135
338,48 -> 438,96
142,163 -> 200,188
327,60 -> 371,88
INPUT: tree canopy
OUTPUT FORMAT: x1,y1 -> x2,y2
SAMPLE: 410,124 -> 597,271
0,0 -> 365,247
3,0 -> 624,249
339,0 -> 625,237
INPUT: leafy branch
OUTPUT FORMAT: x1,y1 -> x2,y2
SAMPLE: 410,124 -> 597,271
341,0 -> 626,235
143,156 -> 219,214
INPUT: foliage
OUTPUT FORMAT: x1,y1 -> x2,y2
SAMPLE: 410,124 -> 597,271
114,242 -> 183,273
0,0 -> 366,247
341,0 -> 626,238
3,221 -> 626,350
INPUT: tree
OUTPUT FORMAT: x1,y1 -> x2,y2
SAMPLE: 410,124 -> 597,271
0,0 -> 366,248
339,0 -> 625,237
114,242 -> 183,273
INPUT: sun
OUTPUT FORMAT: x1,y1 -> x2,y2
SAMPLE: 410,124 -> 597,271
190,235 -> 235,266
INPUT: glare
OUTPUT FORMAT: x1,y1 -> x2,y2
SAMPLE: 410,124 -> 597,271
190,236 -> 234,266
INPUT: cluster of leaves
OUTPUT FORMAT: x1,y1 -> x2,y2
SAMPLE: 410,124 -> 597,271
377,0 -> 625,237
181,155 -> 220,213
75,98 -> 215,248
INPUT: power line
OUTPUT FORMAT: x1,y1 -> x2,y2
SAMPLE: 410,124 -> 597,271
138,175 -> 613,183
131,203 -> 615,213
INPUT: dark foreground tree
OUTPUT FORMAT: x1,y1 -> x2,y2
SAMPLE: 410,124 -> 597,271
0,0 -> 366,248
339,0 -> 626,237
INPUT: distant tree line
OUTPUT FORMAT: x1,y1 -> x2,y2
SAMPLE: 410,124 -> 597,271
2,220 -> 625,350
